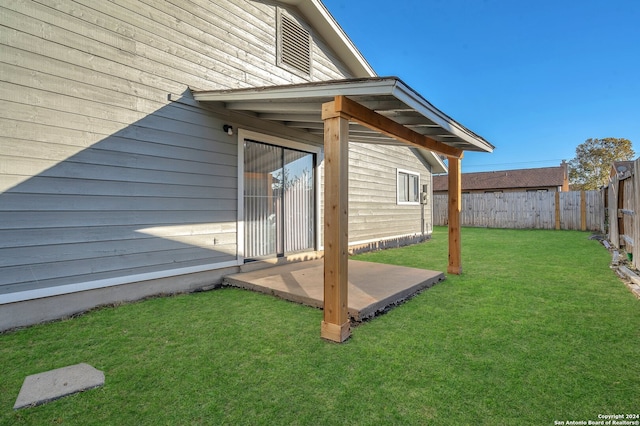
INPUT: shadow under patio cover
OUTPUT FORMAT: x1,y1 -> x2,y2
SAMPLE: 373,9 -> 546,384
192,76 -> 494,343
192,76 -> 494,155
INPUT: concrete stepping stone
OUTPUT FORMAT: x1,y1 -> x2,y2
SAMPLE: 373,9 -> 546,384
14,363 -> 104,410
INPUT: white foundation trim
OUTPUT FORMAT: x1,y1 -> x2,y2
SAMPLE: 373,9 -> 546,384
0,260 -> 239,305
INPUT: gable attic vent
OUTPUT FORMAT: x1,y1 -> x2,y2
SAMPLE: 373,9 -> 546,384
278,11 -> 312,76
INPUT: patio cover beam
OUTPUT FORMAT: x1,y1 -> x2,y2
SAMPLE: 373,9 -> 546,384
325,96 -> 463,159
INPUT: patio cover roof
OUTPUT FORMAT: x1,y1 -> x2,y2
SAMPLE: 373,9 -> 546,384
193,76 -> 495,343
192,76 -> 494,156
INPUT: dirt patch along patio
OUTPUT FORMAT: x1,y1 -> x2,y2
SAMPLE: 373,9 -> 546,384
223,259 -> 445,322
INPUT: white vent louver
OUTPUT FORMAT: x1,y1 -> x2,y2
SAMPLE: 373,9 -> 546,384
280,13 -> 311,75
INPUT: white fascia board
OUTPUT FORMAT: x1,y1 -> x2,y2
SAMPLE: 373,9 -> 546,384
418,149 -> 448,174
193,77 -> 399,102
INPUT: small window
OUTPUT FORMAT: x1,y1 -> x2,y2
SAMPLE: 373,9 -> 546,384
277,9 -> 312,77
397,169 -> 420,205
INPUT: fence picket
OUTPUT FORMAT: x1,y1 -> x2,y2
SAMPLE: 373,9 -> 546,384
433,190 -> 603,231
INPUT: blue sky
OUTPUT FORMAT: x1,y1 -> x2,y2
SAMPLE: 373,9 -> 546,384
322,0 -> 640,172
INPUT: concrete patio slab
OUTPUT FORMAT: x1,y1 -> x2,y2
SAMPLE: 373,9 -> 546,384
14,363 -> 104,410
224,259 -> 445,321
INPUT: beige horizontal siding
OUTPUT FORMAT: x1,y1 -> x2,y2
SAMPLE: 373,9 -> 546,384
0,0 -> 353,299
348,143 -> 432,242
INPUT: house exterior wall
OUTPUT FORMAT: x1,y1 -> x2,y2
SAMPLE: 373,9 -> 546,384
347,144 -> 432,245
0,0 -> 433,330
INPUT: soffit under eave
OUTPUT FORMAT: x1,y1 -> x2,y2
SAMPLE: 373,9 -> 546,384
192,77 -> 495,155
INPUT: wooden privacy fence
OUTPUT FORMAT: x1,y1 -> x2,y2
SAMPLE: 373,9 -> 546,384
606,158 -> 640,270
433,190 -> 603,231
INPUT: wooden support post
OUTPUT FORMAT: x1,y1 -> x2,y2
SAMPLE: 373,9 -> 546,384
555,191 -> 561,230
447,155 -> 463,275
580,190 -> 587,231
320,99 -> 350,343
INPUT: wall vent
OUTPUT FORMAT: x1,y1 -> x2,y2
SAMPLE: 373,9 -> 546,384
278,11 -> 311,76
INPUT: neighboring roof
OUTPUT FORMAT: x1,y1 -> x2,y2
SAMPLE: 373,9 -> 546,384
433,166 -> 567,192
192,77 -> 495,155
278,0 -> 376,78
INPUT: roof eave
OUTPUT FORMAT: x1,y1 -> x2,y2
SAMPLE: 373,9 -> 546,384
390,79 -> 495,153
193,77 -> 494,155
193,77 -> 399,101
419,150 -> 448,174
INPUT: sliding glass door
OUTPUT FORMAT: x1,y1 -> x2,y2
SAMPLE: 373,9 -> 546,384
243,140 -> 315,259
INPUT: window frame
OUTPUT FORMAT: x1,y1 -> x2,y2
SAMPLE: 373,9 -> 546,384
396,168 -> 421,205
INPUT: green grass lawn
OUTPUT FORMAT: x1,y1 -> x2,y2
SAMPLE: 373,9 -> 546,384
2,227 -> 639,425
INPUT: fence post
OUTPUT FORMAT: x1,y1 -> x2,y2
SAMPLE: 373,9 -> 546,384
555,191 -> 561,230
601,188 -> 607,234
609,179 -> 619,248
633,159 -> 640,269
580,190 -> 587,231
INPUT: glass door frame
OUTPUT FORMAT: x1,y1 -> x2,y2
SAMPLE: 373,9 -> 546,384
237,129 -> 322,263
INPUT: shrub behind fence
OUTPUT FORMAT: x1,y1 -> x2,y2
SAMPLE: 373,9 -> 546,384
433,190 -> 603,231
